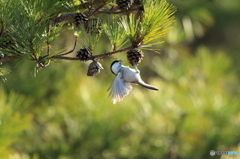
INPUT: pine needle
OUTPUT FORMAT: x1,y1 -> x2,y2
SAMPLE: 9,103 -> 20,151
142,0 -> 177,46
103,17 -> 128,50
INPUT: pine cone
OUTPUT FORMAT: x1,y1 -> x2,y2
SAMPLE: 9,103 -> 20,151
126,49 -> 144,66
116,0 -> 134,10
84,18 -> 102,34
76,48 -> 92,61
74,13 -> 88,27
87,61 -> 103,76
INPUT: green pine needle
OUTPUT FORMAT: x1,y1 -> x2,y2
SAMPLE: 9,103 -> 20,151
81,32 -> 102,51
103,17 -> 129,50
1,0 -> 64,59
119,14 -> 141,43
142,0 -> 177,46
0,67 -> 10,81
79,22 -> 103,51
0,68 -> 10,76
119,0 -> 176,48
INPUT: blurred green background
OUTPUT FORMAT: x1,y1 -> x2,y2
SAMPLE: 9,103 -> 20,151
1,0 -> 240,159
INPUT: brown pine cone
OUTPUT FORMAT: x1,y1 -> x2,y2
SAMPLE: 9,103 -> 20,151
126,49 -> 144,66
84,18 -> 102,34
74,13 -> 88,27
76,48 -> 92,61
116,0 -> 134,10
87,61 -> 103,76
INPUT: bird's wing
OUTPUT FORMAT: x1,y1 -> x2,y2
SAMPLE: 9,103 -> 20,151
108,72 -> 133,104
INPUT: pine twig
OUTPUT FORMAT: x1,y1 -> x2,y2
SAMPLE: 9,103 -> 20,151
91,46 -> 133,59
52,46 -> 133,61
55,14 -> 75,23
57,35 -> 78,56
1,56 -> 23,64
1,46 -> 133,64
55,6 -> 141,23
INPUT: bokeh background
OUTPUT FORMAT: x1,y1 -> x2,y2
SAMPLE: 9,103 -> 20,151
1,0 -> 240,159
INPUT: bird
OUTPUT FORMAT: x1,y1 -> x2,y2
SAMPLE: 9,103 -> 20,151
108,60 -> 158,104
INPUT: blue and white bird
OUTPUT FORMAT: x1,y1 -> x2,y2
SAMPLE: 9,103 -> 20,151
108,60 -> 159,104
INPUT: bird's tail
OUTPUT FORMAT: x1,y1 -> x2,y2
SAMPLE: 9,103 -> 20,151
139,82 -> 159,91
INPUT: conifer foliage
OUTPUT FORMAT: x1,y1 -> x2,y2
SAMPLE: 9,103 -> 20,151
0,0 -> 176,76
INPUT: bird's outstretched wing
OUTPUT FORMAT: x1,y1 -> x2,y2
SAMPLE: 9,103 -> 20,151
108,72 -> 133,104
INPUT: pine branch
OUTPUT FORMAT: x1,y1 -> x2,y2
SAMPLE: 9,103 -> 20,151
55,6 -> 142,24
91,46 -> 133,59
0,46 -> 133,64
0,56 -> 23,64
52,46 -> 133,60
0,0 -> 176,76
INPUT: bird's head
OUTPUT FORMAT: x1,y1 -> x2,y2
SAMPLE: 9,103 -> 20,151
110,60 -> 122,75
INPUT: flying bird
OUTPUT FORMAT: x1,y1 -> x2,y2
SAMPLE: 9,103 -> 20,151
108,60 -> 158,104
